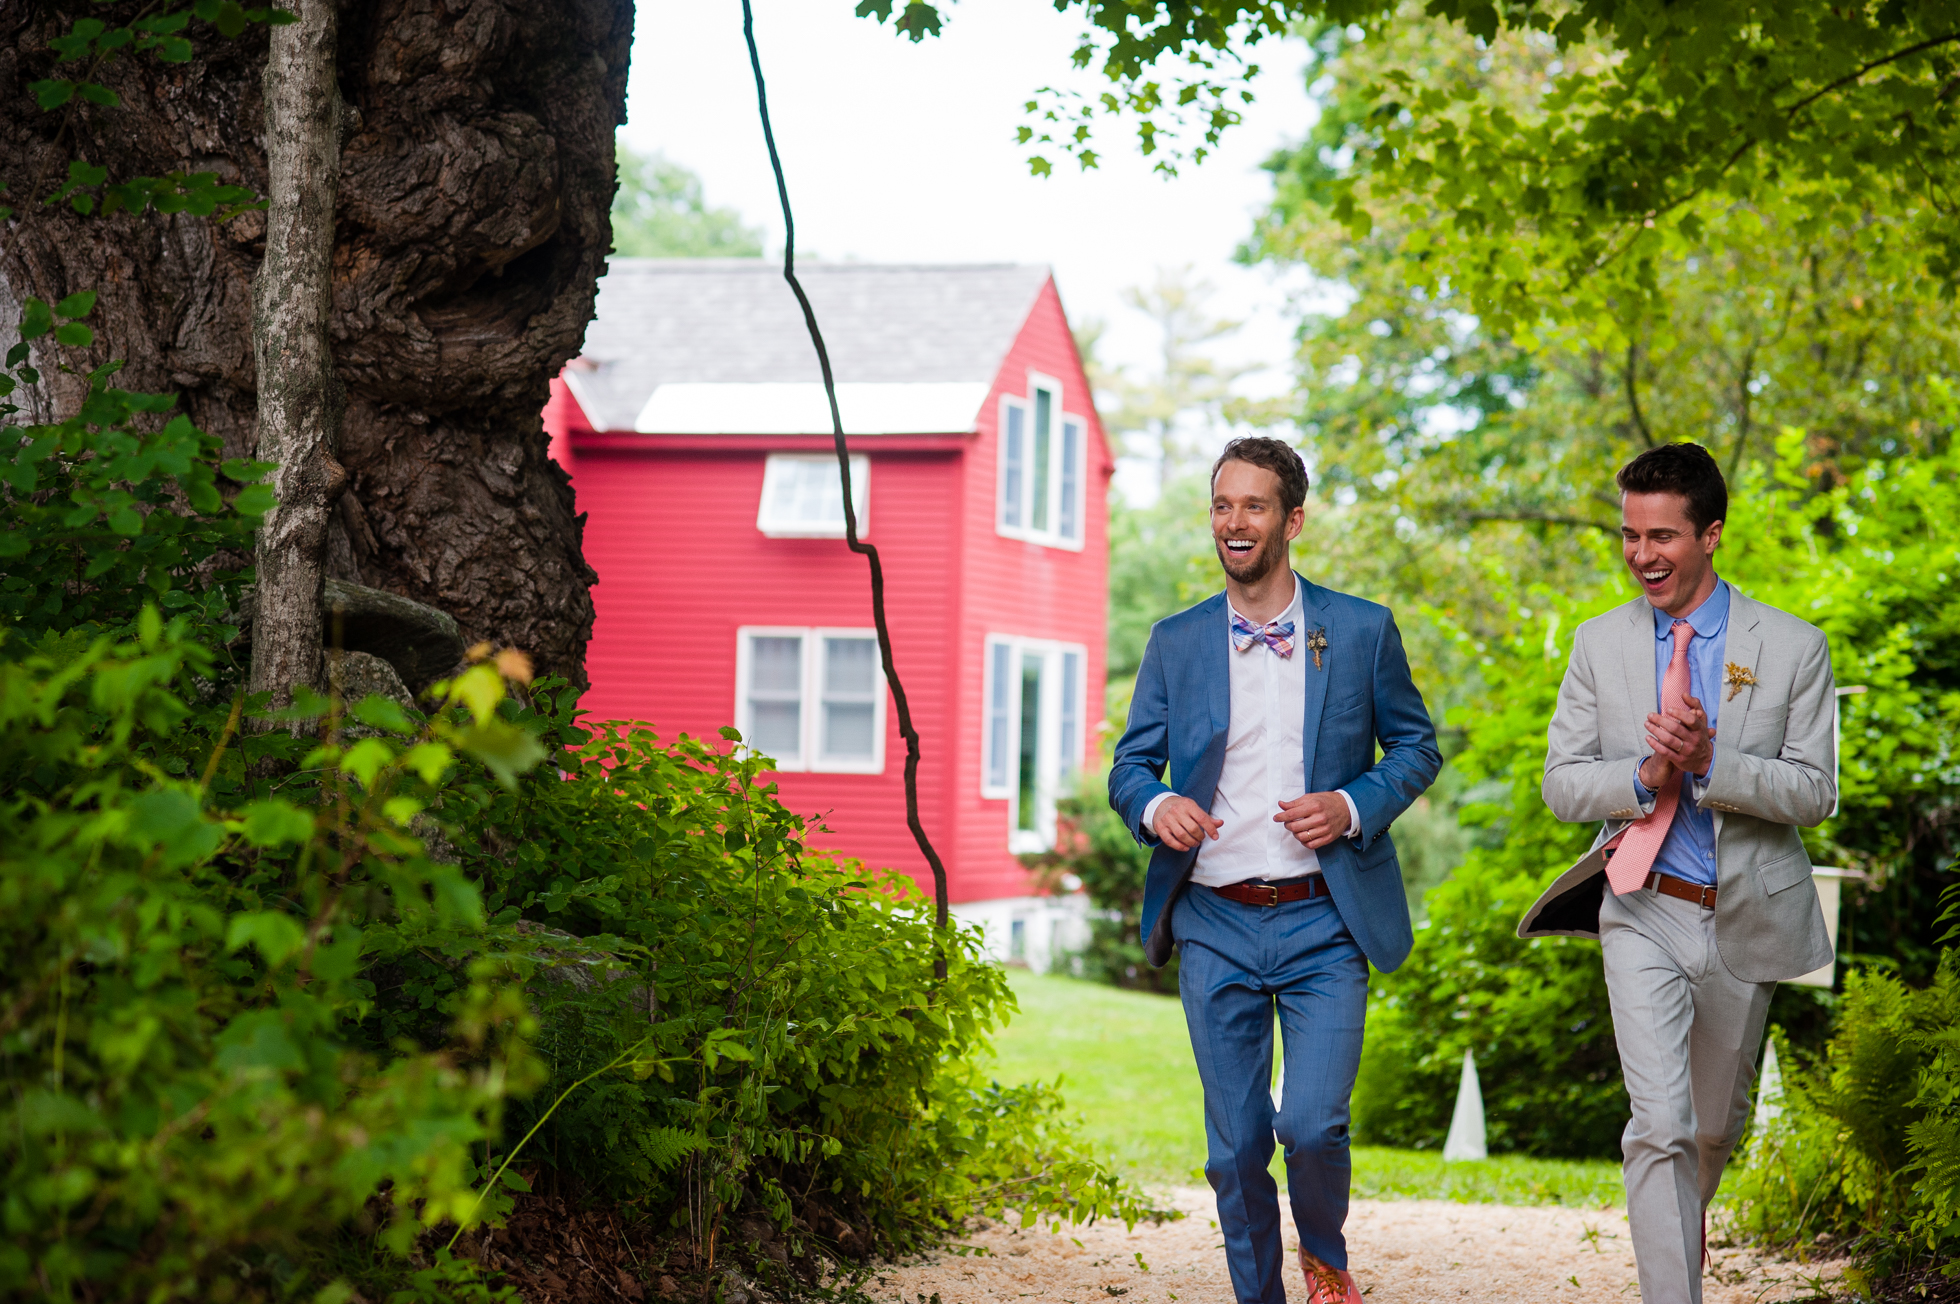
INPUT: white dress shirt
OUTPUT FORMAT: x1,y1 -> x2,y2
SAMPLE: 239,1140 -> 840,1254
1141,577 -> 1362,886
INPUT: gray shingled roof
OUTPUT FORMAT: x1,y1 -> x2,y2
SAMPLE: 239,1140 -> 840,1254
567,259 -> 1054,433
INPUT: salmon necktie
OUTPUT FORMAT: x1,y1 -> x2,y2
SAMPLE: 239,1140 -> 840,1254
1604,619 -> 1695,895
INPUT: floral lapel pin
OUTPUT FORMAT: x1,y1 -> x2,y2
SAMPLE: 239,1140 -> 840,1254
1724,660 -> 1757,701
1304,627 -> 1329,671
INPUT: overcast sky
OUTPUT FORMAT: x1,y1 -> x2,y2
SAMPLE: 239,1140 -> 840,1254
618,0 -> 1330,495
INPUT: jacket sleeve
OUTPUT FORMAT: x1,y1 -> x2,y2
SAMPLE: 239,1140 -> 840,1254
1109,627 -> 1173,846
1344,611 -> 1442,849
1698,627 -> 1837,827
1542,626 -> 1647,823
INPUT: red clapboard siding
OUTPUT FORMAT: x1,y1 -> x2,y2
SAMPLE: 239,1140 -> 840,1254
550,272 -> 1111,907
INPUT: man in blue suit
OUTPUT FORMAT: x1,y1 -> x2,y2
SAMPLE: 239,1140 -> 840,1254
1109,438 -> 1440,1304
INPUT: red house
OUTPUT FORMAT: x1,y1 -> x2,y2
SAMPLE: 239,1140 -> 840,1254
544,259 -> 1112,968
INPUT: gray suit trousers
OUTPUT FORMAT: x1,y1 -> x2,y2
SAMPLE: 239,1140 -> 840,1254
1601,884 -> 1773,1304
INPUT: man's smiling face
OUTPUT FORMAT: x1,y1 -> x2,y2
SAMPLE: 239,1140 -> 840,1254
1211,459 -> 1304,585
1622,490 -> 1722,616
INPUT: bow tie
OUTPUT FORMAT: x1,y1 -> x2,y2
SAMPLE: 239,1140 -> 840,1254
1231,614 -> 1295,658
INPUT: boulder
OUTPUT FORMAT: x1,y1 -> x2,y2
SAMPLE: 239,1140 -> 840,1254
323,579 -> 465,691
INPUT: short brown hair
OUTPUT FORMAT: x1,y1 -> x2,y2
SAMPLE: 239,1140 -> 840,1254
1210,437 -> 1310,516
1616,443 -> 1727,535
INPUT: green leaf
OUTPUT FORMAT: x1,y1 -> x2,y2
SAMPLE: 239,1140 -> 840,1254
225,910 -> 308,967
349,694 -> 414,734
55,290 -> 96,319
398,741 -> 455,784
19,298 -> 54,341
237,797 -> 315,847
497,1168 -> 532,1192
77,83 -> 119,108
127,787 -> 222,867
339,737 -> 394,789
53,322 -> 94,348
29,80 -> 75,110
455,718 -> 547,789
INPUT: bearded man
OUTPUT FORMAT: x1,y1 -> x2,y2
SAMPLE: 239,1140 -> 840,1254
1109,437 -> 1441,1304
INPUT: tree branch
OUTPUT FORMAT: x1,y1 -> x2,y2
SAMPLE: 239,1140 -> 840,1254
1456,510 -> 1618,535
1624,341 -> 1656,447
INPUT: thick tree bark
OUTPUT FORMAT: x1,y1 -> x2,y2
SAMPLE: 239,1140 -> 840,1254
0,0 -> 628,685
250,0 -> 345,713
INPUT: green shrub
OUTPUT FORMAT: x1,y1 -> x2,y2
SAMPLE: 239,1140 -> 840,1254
1722,956 -> 1960,1255
1023,772 -> 1177,993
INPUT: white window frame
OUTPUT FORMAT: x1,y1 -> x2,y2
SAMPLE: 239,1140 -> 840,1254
734,626 -> 887,774
995,371 -> 1087,551
756,453 -> 870,538
980,633 -> 1089,852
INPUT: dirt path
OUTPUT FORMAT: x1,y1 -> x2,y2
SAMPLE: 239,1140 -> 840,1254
865,1188 -> 1839,1304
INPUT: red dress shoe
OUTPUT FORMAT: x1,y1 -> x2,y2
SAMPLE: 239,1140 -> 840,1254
1298,1250 -> 1362,1304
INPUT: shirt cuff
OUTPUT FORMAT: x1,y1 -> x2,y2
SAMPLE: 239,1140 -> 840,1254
1337,788 -> 1362,840
1141,791 -> 1173,839
1633,759 -> 1658,814
1691,745 -> 1715,799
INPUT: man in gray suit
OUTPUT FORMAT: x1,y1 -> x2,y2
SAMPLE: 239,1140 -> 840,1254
1520,442 -> 1835,1304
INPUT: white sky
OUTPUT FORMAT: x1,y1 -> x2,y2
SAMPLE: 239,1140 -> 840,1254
619,0 -> 1330,499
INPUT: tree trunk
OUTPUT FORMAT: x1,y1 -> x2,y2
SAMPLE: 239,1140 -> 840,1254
0,0 -> 629,686
250,0 -> 345,714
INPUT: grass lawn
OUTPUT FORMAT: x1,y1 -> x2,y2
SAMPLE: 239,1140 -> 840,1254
984,970 -> 1623,1208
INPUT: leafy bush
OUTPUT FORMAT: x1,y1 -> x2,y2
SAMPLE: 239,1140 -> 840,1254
1721,947 -> 1960,1271
1023,772 -> 1177,993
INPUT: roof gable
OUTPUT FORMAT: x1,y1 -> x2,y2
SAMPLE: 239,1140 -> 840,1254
567,259 -> 1054,434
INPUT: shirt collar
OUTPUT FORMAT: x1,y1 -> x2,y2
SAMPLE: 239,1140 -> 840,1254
1228,573 -> 1304,629
1652,577 -> 1730,641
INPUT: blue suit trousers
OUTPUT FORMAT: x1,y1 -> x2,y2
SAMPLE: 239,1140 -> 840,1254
1174,883 -> 1369,1304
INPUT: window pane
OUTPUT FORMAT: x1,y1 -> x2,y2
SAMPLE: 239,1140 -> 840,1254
750,702 -> 801,757
1059,650 -> 1081,775
823,637 -> 877,696
1059,420 -> 1081,540
1001,405 -> 1025,529
986,641 -> 1011,790
1016,653 -> 1042,831
1031,389 -> 1052,532
749,636 -> 802,693
759,455 -> 867,534
822,702 -> 875,758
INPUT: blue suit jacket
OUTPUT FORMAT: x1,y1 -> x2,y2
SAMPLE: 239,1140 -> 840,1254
1108,575 -> 1441,971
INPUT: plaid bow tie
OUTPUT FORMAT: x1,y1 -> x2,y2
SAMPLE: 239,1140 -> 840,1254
1231,614 -> 1295,658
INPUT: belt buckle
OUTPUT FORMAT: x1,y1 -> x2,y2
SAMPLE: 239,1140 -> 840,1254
1699,884 -> 1717,909
1260,883 -> 1281,907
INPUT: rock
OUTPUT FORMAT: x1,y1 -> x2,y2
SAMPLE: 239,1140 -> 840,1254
327,649 -> 415,711
234,580 -> 467,693
323,579 -> 465,691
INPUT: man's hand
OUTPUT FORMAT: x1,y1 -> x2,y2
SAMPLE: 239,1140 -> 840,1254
1642,693 -> 1716,787
1152,795 -> 1222,851
1275,792 -> 1351,850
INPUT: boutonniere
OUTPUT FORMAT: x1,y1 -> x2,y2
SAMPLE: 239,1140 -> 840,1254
1304,627 -> 1329,671
1724,661 -> 1757,701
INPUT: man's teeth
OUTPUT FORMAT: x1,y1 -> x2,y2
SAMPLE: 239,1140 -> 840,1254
1642,569 -> 1670,582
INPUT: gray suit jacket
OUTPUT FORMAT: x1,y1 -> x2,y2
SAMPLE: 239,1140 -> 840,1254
1517,589 -> 1836,984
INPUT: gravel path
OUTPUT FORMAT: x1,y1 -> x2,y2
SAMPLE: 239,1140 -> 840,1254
865,1188 -> 1839,1304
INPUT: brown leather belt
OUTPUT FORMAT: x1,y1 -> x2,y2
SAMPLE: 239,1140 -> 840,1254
1211,877 -> 1330,907
1646,872 -> 1718,909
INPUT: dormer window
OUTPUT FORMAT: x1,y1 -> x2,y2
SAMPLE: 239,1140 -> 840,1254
757,453 -> 869,538
996,373 -> 1085,549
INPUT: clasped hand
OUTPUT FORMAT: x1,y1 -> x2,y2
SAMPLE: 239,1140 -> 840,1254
1640,693 -> 1716,789
1150,792 -> 1351,852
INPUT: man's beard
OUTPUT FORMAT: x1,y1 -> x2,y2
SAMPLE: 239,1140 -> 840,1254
1216,528 -> 1286,585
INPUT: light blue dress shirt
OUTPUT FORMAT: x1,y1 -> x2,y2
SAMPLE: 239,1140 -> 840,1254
1630,579 -> 1731,886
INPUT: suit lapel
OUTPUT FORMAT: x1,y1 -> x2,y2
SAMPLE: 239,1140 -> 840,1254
1298,573 -> 1332,788
1204,593 -> 1230,734
1618,598 -> 1654,730
1719,590 -> 1763,737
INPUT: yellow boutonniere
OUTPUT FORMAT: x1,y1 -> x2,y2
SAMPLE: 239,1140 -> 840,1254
1724,661 -> 1758,701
